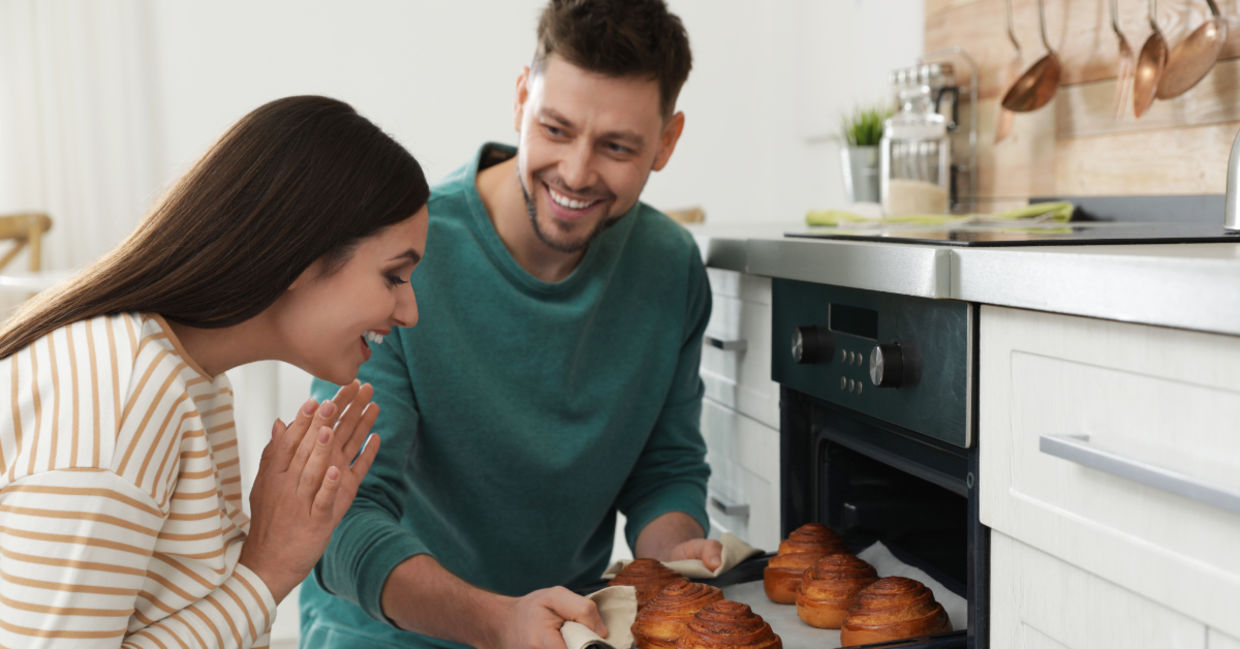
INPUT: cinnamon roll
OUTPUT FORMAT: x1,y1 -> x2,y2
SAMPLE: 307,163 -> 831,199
839,576 -> 951,646
795,554 -> 879,629
632,581 -> 725,649
762,523 -> 850,604
675,600 -> 781,649
609,558 -> 684,609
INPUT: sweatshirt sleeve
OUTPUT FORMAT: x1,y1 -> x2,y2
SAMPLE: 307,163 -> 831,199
0,470 -> 274,649
310,330 -> 429,625
617,246 -> 713,547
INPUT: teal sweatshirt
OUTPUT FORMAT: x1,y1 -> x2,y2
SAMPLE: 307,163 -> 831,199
299,143 -> 712,649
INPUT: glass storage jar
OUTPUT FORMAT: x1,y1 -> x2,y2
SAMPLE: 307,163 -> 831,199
879,84 -> 950,217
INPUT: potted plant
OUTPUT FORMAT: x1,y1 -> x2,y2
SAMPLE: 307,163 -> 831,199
840,104 -> 892,204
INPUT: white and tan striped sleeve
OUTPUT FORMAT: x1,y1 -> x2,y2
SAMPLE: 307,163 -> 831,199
0,468 -> 274,649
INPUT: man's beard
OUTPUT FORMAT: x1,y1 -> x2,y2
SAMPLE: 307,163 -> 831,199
519,171 -> 623,254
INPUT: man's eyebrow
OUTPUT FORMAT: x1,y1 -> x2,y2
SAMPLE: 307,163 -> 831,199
541,108 -> 645,147
389,249 -> 422,264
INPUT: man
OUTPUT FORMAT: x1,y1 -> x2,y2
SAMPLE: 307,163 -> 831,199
299,1 -> 718,647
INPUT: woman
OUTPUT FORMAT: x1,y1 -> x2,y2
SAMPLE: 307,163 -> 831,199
0,95 -> 430,648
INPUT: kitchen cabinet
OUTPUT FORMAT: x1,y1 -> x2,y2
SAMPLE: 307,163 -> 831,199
700,268 -> 781,551
990,532 -> 1206,649
979,305 -> 1240,642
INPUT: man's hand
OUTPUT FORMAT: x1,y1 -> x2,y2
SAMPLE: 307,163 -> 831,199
634,511 -> 719,569
665,537 -> 723,572
490,587 -> 608,649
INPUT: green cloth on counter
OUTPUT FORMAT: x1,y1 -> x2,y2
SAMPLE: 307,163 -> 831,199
298,143 -> 712,649
805,201 -> 1074,227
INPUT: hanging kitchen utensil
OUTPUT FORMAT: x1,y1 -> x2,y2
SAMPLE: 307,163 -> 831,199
1000,0 -> 1061,112
996,0 -> 1022,141
1111,0 -> 1136,119
1156,0 -> 1227,99
1132,0 -> 1168,117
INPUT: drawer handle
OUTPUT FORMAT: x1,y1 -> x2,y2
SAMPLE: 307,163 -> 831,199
1039,434 -> 1240,515
704,335 -> 747,352
708,490 -> 750,517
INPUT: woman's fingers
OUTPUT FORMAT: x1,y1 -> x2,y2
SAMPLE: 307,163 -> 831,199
342,402 -> 380,464
290,398 -> 343,470
276,398 -> 319,469
348,434 -> 381,482
298,425 -> 335,498
332,383 -> 374,452
311,465 -> 342,521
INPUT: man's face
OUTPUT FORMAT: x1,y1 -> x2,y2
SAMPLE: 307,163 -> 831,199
513,54 -> 684,254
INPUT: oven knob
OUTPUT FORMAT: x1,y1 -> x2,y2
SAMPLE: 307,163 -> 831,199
791,326 -> 834,364
869,343 -> 905,387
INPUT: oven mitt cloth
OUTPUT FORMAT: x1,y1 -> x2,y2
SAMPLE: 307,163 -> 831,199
805,200 -> 1074,227
599,532 -> 764,580
561,585 -> 637,649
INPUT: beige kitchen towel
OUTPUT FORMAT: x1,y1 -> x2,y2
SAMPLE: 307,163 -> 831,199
561,585 -> 637,649
600,532 -> 764,580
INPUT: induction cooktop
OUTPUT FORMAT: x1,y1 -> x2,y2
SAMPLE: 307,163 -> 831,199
787,195 -> 1240,247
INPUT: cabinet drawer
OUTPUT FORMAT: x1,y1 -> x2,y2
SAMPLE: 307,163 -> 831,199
702,270 -> 778,429
980,306 -> 1240,636
700,398 -> 780,551
990,532 -> 1205,649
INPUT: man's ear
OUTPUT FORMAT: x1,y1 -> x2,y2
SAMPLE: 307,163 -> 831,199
652,111 -> 685,172
514,65 -> 532,132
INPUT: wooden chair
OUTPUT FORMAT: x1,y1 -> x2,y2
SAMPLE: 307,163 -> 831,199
0,212 -> 52,272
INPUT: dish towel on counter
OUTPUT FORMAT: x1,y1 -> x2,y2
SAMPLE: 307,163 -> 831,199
804,200 -> 1074,227
561,585 -> 637,649
600,533 -> 764,580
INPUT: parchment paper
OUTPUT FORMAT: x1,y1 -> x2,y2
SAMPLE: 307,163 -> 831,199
720,541 -> 967,649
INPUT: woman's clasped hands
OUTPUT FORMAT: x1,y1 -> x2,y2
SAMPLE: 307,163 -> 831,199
240,380 -> 381,601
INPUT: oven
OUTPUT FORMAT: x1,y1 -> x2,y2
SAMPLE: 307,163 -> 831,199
771,278 -> 983,649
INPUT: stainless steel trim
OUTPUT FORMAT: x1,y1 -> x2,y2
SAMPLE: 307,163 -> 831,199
1039,433 -> 1240,515
708,490 -> 750,517
744,238 -> 953,298
1227,125 -> 1240,231
704,335 -> 747,352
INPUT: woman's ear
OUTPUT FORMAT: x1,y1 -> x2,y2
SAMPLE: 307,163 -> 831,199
287,259 -> 324,291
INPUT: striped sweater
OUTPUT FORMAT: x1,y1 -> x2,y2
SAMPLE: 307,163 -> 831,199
0,313 -> 275,648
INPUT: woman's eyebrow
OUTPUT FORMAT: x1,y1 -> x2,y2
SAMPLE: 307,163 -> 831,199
388,249 -> 422,264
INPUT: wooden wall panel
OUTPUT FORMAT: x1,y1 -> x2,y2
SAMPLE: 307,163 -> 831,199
925,0 -> 1240,200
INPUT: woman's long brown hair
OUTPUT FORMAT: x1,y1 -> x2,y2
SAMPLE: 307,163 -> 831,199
0,95 -> 429,359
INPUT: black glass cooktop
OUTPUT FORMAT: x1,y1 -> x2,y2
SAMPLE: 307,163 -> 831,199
788,195 -> 1240,247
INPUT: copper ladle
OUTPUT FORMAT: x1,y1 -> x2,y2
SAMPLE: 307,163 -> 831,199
1132,0 -> 1168,117
1111,0 -> 1136,119
1156,0 -> 1228,99
996,0 -> 1022,141
1000,0 -> 1060,112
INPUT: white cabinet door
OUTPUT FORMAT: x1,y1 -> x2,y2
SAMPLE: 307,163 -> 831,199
990,532 -> 1205,649
980,305 -> 1240,637
703,269 -> 778,429
700,398 -> 781,552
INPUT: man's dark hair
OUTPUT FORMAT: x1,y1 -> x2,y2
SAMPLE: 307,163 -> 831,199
532,0 -> 692,119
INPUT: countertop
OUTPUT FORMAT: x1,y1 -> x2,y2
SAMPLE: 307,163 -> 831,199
687,224 -> 1240,337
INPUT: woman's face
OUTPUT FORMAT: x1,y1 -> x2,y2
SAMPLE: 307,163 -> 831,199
275,206 -> 429,384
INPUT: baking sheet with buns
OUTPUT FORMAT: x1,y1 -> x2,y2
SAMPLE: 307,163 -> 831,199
723,541 -> 967,648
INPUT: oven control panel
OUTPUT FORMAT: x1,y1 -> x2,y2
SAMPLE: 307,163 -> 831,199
771,279 -> 973,447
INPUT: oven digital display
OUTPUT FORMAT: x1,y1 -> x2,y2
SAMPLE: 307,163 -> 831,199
829,303 -> 878,340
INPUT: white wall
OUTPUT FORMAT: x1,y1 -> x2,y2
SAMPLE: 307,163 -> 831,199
146,0 -> 923,227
